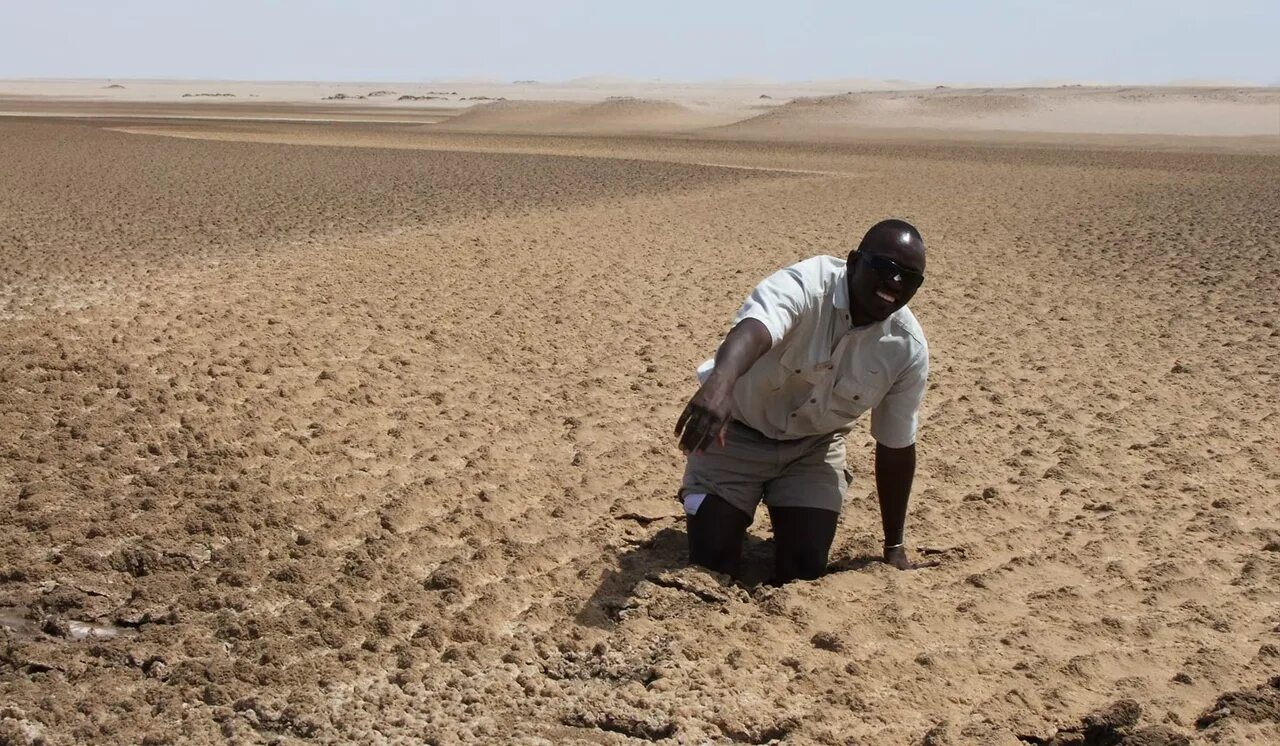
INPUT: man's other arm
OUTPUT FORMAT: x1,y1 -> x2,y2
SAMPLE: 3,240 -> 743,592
875,442 -> 915,569
870,346 -> 928,569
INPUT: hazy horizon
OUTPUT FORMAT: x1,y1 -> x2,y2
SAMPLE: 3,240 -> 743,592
3,75 -> 1276,89
2,1 -> 1277,86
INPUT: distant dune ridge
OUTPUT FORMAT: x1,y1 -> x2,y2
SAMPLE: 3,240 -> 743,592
440,97 -> 739,134
711,86 -> 1280,139
0,78 -> 1276,139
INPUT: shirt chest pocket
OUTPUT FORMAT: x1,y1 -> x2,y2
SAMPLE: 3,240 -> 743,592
828,369 -> 890,419
770,347 -> 824,391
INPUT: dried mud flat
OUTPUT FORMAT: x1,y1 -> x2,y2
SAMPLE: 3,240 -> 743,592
1,116 -> 1278,745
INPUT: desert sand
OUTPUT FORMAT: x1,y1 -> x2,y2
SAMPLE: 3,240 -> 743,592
1,82 -> 1279,744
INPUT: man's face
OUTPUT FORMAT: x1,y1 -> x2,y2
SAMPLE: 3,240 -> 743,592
847,237 -> 926,322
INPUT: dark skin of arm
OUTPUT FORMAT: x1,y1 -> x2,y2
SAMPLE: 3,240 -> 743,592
875,441 -> 916,569
675,318 -> 772,454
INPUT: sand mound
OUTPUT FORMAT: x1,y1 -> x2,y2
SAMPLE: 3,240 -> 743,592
917,91 -> 1036,115
592,96 -> 694,112
440,100 -> 585,132
728,90 -> 1036,128
575,96 -> 693,120
710,93 -> 876,138
769,93 -> 867,114
712,87 -> 1280,139
561,97 -> 718,133
441,98 -> 729,135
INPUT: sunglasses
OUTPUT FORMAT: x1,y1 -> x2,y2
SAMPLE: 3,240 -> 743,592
861,252 -> 925,291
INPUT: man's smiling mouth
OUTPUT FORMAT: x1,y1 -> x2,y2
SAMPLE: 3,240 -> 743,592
876,289 -> 897,304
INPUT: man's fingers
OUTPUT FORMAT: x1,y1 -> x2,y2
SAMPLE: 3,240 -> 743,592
679,428 -> 698,454
685,412 -> 713,453
693,416 -> 728,454
688,420 -> 714,454
692,426 -> 715,454
676,405 -> 730,454
705,417 -> 728,450
674,403 -> 694,436
679,412 -> 707,452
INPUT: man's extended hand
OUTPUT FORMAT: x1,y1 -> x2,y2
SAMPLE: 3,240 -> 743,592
675,375 -> 735,454
675,318 -> 771,455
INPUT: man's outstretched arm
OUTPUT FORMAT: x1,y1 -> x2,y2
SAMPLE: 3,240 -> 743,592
675,318 -> 771,453
875,441 -> 916,570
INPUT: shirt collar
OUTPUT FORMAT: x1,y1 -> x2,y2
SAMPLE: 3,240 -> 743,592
833,267 -> 850,310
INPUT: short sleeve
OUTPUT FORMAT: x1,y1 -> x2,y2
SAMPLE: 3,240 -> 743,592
732,264 -> 812,344
870,346 -> 929,448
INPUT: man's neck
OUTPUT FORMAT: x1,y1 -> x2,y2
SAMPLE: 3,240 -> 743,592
850,308 -> 877,327
847,277 -> 878,327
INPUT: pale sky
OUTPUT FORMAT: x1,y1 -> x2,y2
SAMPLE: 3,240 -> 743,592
1,1 -> 1276,85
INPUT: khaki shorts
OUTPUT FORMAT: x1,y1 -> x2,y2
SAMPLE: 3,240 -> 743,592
680,419 -> 849,518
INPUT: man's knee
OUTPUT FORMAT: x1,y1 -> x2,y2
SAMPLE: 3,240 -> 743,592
688,529 -> 740,575
769,505 -> 838,583
685,493 -> 750,575
784,546 -> 830,580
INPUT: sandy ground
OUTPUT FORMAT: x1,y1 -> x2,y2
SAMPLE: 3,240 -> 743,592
1,91 -> 1279,745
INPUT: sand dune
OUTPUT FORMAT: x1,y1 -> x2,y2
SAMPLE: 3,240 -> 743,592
438,86 -> 1279,140
2,80 -> 1276,140
441,97 -> 740,135
437,99 -> 583,130
1,100 -> 1279,744
716,86 -> 1280,139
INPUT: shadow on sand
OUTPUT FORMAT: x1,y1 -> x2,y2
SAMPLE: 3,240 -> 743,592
575,521 -> 779,628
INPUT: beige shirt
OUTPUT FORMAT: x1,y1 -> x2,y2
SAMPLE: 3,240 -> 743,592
697,255 -> 928,447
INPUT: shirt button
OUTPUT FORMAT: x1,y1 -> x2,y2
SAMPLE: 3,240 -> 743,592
794,369 -> 801,374
809,398 -> 816,404
853,395 -> 860,400
790,413 -> 797,418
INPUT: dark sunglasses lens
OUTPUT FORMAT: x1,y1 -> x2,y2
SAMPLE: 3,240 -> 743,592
866,255 -> 924,289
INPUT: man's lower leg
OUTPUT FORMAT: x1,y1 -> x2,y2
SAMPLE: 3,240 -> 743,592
686,494 -> 751,577
769,505 -> 838,583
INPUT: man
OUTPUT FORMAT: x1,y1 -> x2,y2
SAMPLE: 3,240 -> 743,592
674,219 -> 929,583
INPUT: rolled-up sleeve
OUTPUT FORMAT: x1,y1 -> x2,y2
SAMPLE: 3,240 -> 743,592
732,264 -> 812,344
870,346 -> 929,448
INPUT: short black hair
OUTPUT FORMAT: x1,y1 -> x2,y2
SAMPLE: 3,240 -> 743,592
857,219 -> 923,254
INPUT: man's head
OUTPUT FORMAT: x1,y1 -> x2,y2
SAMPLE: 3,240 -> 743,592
846,219 -> 926,323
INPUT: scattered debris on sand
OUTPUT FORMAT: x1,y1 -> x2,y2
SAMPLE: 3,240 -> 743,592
1019,699 -> 1190,745
1196,676 -> 1280,730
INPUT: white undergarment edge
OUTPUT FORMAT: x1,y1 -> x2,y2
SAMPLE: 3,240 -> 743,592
683,493 -> 707,516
